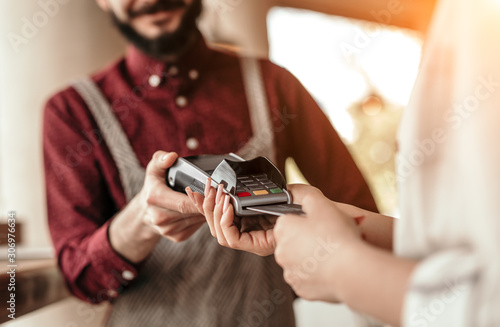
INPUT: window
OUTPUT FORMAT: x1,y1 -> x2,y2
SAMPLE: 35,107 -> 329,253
268,7 -> 422,215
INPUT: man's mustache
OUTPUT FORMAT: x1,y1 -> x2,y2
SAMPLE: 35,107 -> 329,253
129,0 -> 187,18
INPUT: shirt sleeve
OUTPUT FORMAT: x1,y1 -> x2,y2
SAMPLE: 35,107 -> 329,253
43,91 -> 138,303
269,64 -> 378,212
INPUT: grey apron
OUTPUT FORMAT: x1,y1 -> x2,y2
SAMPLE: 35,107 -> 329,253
72,57 -> 295,327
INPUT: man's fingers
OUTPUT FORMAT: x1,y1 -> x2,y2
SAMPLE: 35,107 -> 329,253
145,183 -> 200,214
182,221 -> 207,239
147,205 -> 203,225
146,151 -> 178,179
155,214 -> 205,232
167,220 -> 207,243
187,188 -> 205,215
287,184 -> 323,205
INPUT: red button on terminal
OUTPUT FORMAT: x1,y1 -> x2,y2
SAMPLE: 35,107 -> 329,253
237,192 -> 252,197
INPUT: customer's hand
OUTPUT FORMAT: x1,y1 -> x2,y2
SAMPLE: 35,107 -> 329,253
274,184 -> 364,303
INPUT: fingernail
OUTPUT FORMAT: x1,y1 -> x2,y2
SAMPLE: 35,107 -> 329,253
223,195 -> 231,212
205,177 -> 211,196
161,153 -> 169,161
216,185 -> 224,204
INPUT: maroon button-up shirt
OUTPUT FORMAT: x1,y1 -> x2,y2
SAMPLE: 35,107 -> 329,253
43,36 -> 377,303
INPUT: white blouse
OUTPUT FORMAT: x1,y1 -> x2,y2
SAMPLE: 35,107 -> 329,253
395,0 -> 500,326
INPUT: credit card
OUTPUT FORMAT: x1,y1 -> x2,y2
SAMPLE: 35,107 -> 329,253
246,204 -> 305,216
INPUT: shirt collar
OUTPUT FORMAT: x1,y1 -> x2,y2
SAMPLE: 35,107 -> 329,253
125,31 -> 213,85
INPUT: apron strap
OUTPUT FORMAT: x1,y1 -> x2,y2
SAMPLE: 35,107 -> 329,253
72,77 -> 145,202
238,57 -> 277,162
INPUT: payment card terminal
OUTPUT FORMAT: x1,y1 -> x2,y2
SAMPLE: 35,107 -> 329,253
166,154 -> 304,216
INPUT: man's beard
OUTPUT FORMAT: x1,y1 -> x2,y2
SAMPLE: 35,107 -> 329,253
111,0 -> 203,59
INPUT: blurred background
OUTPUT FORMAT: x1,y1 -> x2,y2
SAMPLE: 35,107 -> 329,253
0,0 -> 429,325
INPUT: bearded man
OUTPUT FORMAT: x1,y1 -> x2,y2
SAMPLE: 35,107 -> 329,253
43,0 -> 379,326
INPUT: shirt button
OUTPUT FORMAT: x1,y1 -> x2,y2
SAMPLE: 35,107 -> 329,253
107,289 -> 118,298
169,65 -> 179,76
148,74 -> 161,87
122,270 -> 135,281
176,96 -> 188,108
186,137 -> 199,150
188,69 -> 199,80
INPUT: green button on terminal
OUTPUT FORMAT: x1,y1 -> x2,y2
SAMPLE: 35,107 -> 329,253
270,188 -> 283,194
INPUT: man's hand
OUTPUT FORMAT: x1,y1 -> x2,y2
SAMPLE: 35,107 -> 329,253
139,151 -> 206,242
187,179 -> 276,256
109,151 -> 206,263
273,185 -> 364,303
